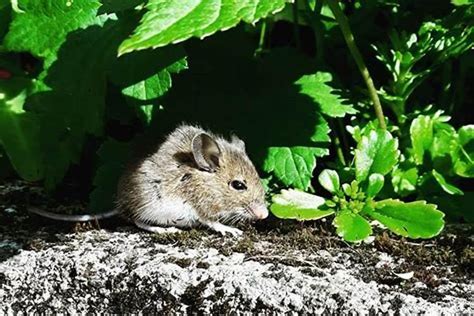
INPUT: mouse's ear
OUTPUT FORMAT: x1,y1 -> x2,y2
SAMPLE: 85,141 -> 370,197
230,134 -> 246,151
192,133 -> 222,172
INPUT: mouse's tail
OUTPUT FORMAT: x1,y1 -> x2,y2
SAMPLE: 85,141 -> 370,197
28,206 -> 120,222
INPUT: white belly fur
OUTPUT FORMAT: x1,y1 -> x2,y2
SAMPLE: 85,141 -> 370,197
135,196 -> 199,228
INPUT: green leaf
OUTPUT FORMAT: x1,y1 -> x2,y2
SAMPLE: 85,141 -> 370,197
453,125 -> 474,178
333,210 -> 372,242
119,0 -> 289,55
370,199 -> 445,239
458,125 -> 474,146
355,129 -> 399,182
296,72 -> 356,118
89,139 -> 132,213
451,0 -> 474,5
391,163 -> 418,196
432,170 -> 464,195
366,173 -> 384,198
3,0 -> 103,62
121,58 -> 187,101
264,146 -> 328,191
410,115 -> 433,165
318,169 -> 340,194
28,17 -> 138,190
270,189 -> 334,220
0,78 -> 43,181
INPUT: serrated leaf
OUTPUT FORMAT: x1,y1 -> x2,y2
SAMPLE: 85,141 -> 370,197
0,78 -> 43,181
28,17 -> 138,190
366,173 -> 384,198
432,169 -> 464,195
89,139 -> 132,212
333,210 -> 372,242
4,0 -> 103,62
355,129 -> 399,182
370,199 -> 445,239
270,189 -> 333,220
119,0 -> 290,55
318,169 -> 340,194
296,72 -> 356,118
410,115 -> 434,166
264,146 -> 328,190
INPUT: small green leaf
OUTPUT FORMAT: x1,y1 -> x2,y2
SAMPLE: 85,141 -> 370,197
458,125 -> 474,146
271,189 -> 334,220
119,0 -> 290,55
366,173 -> 384,198
391,164 -> 418,196
355,129 -> 399,181
410,115 -> 433,165
264,146 -> 328,191
432,170 -> 464,195
296,72 -> 357,118
342,183 -> 351,196
318,169 -> 340,194
370,199 -> 445,239
333,210 -> 372,242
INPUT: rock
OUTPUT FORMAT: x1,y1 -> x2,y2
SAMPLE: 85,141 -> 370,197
0,229 -> 472,314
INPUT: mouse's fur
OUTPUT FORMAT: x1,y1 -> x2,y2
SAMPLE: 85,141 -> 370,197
116,124 -> 268,236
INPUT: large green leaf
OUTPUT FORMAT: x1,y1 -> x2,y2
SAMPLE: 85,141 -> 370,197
0,78 -> 43,181
264,147 -> 327,190
355,129 -> 399,182
370,199 -> 445,239
119,0 -> 290,55
333,210 -> 372,242
410,115 -> 433,165
270,189 -> 333,220
3,0 -> 102,62
28,17 -> 139,190
296,72 -> 356,118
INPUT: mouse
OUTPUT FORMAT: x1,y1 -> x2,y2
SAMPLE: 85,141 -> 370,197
29,124 -> 269,236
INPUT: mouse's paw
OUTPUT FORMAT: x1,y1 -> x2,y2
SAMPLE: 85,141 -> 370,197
134,220 -> 182,234
204,221 -> 243,237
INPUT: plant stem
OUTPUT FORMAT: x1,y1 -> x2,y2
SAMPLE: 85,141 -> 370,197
333,124 -> 347,166
325,0 -> 386,129
255,20 -> 267,56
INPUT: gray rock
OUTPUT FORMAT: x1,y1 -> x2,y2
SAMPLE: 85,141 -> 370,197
0,230 -> 472,314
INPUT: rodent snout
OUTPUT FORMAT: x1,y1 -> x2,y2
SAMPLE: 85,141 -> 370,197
249,202 -> 269,220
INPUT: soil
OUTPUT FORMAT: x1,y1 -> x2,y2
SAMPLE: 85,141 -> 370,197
0,180 -> 473,313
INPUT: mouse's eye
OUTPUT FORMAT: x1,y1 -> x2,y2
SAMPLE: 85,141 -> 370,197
229,180 -> 247,191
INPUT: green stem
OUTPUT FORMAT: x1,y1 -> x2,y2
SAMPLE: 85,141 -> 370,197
255,20 -> 267,56
325,0 -> 386,130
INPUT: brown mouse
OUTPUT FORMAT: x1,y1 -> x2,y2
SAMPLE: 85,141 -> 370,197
116,124 -> 268,236
30,124 -> 269,236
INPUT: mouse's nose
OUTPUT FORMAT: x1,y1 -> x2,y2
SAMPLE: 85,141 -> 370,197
250,202 -> 269,219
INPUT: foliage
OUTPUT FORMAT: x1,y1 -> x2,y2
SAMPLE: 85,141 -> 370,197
0,0 -> 473,238
272,125 -> 445,242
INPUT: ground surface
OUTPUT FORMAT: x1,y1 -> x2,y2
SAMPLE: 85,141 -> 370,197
0,181 -> 473,313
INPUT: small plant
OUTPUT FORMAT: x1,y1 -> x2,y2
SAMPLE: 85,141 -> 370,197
271,127 -> 445,242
